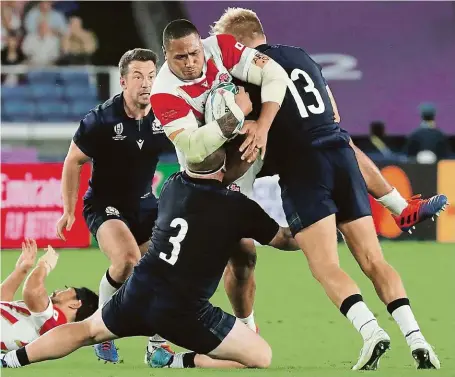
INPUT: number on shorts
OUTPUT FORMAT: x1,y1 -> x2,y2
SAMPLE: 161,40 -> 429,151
287,68 -> 325,118
159,218 -> 188,265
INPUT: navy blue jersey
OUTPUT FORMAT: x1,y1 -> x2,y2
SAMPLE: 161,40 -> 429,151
132,172 -> 279,309
234,44 -> 351,176
73,93 -> 172,208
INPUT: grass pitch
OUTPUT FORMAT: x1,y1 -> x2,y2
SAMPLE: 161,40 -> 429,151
1,242 -> 454,377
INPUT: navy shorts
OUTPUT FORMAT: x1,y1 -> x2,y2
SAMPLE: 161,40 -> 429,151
83,196 -> 158,245
102,277 -> 236,354
280,145 -> 371,236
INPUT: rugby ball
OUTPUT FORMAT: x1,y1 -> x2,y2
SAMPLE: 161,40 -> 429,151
204,82 -> 244,133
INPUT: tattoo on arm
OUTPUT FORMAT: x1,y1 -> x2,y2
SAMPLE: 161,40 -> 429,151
252,52 -> 270,67
216,111 -> 239,138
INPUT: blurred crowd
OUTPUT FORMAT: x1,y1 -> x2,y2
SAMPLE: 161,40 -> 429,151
1,1 -> 97,67
357,103 -> 453,163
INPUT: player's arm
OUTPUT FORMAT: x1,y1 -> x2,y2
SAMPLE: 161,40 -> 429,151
23,246 -> 59,313
151,93 -> 248,164
326,85 -> 341,123
222,133 -> 258,185
240,198 -> 298,251
214,34 -> 288,158
56,115 -> 95,240
268,227 -> 299,251
0,239 -> 38,301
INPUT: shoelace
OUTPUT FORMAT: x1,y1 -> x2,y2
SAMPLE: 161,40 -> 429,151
101,342 -> 112,351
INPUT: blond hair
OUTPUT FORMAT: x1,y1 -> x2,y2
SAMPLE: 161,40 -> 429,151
210,7 -> 264,42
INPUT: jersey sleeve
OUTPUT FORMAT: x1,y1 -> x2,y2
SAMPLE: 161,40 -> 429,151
214,34 -> 256,82
239,197 -> 280,245
73,110 -> 100,158
28,298 -> 54,332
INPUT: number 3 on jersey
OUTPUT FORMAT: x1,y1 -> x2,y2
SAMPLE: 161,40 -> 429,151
287,69 -> 325,118
159,218 -> 188,265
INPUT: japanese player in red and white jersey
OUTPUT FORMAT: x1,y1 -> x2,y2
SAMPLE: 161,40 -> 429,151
150,19 -> 288,182
0,239 -> 98,352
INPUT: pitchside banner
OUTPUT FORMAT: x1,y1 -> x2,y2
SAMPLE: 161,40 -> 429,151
1,163 -> 91,249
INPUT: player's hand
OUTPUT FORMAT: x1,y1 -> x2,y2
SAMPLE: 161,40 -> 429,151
38,245 -> 59,275
56,212 -> 75,241
239,121 -> 268,161
16,238 -> 38,273
234,86 -> 253,116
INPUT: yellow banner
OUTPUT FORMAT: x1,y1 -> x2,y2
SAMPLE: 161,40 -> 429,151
437,160 -> 455,243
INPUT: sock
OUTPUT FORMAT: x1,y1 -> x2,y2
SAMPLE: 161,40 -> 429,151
99,270 -> 122,307
387,298 -> 423,346
237,310 -> 256,332
168,352 -> 196,368
341,294 -> 379,341
376,188 -> 408,216
147,334 -> 167,349
2,348 -> 29,368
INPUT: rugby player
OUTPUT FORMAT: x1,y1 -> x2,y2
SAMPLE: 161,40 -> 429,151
210,8 -> 446,370
55,48 -> 173,362
0,148 -> 299,370
0,239 -> 98,352
149,19 -> 290,336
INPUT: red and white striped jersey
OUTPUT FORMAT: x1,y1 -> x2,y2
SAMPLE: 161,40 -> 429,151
0,299 -> 67,352
150,34 -> 256,129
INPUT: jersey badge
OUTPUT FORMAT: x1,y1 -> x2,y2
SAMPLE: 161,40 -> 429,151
112,123 -> 126,140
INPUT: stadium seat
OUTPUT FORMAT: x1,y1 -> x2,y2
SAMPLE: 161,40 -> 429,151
1,85 -> 33,100
36,101 -> 70,122
2,100 -> 36,121
69,100 -> 99,120
27,71 -> 59,84
30,84 -> 64,100
59,71 -> 91,86
64,84 -> 98,100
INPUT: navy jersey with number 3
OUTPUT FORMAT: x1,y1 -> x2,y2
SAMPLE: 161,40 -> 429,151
132,172 -> 279,309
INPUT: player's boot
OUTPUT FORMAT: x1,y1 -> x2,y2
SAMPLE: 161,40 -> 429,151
410,339 -> 440,369
94,340 -> 119,363
393,194 -> 448,233
146,346 -> 174,368
352,328 -> 391,371
144,342 -> 174,365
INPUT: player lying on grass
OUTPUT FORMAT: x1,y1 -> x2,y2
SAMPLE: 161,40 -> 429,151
0,148 -> 298,369
0,239 -> 98,353
210,7 -> 446,370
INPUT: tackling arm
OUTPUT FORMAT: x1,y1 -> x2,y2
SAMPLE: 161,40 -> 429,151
268,227 -> 299,251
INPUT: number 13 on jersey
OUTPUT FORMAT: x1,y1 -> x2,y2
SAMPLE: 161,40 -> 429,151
287,69 -> 325,118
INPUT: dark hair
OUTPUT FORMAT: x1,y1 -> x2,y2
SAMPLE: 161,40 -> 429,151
187,148 -> 226,174
118,48 -> 158,77
74,287 -> 99,322
163,19 -> 200,49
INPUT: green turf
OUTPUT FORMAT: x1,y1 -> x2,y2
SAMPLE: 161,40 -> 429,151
1,242 -> 454,377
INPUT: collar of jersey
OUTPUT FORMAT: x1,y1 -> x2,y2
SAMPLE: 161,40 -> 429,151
182,172 -> 223,187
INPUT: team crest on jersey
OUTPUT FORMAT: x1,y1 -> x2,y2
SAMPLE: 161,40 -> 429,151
112,123 -> 126,140
219,73 -> 230,83
105,206 -> 120,216
227,183 -> 241,192
151,119 -> 164,134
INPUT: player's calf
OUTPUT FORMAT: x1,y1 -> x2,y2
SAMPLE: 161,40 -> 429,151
1,310 -> 117,368
148,320 -> 271,369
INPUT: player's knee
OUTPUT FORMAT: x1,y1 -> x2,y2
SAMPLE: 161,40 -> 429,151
111,250 -> 140,278
249,343 -> 272,368
358,251 -> 386,278
309,261 -> 340,283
